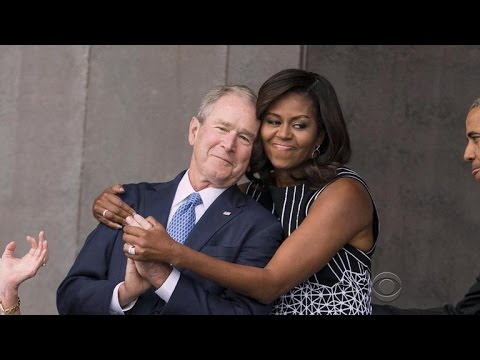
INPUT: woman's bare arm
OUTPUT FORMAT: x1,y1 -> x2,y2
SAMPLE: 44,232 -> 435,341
124,178 -> 374,304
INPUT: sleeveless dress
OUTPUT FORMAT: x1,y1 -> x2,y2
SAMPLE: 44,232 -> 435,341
245,167 -> 379,315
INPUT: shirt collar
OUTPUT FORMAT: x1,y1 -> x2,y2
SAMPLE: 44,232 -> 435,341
172,170 -> 227,211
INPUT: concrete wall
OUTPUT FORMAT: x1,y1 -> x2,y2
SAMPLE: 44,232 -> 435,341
0,45 -> 300,314
0,45 -> 89,314
306,45 -> 480,308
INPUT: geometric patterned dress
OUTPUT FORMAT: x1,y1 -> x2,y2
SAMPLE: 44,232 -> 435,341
245,167 -> 379,315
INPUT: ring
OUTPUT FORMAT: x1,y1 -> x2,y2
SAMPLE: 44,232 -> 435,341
128,245 -> 136,255
102,209 -> 109,217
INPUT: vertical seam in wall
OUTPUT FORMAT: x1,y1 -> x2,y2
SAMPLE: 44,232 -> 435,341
225,45 -> 230,84
299,45 -> 309,69
75,45 -> 92,250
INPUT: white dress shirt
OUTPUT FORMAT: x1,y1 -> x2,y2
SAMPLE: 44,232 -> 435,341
110,170 -> 227,314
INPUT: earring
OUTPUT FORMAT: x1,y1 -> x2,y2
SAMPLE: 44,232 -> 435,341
311,145 -> 321,158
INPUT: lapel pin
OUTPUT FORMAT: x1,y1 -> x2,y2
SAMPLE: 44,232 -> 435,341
222,211 -> 231,216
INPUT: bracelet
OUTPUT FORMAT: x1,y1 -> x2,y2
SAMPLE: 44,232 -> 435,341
0,297 -> 21,315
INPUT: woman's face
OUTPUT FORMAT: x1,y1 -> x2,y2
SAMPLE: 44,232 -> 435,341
261,92 -> 321,176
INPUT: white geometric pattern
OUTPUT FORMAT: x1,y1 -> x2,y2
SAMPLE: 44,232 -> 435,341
166,192 -> 202,244
271,270 -> 372,315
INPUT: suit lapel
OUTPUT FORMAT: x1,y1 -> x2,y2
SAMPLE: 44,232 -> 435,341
143,172 -> 185,228
184,186 -> 246,251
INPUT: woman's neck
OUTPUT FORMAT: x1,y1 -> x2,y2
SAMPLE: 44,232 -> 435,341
273,170 -> 303,187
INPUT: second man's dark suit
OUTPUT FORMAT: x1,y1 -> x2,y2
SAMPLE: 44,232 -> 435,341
373,273 -> 480,315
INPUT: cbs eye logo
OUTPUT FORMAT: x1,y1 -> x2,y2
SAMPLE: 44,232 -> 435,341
372,272 -> 402,302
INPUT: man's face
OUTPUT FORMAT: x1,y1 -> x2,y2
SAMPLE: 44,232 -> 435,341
464,107 -> 480,182
188,94 -> 259,189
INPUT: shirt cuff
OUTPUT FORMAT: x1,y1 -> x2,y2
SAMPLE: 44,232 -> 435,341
109,282 -> 138,315
155,268 -> 181,302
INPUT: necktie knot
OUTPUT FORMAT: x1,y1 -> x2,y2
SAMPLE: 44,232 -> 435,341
166,192 -> 203,244
187,192 -> 203,208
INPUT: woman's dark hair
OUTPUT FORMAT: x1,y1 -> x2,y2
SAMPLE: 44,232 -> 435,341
246,68 -> 351,188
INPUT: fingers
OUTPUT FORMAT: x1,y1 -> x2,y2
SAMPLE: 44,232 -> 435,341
123,223 -> 148,236
104,185 -> 117,195
2,241 -> 16,258
145,216 -> 163,229
23,231 -> 48,266
93,203 -> 121,229
124,243 -> 138,258
105,192 -> 135,216
104,211 -> 126,229
105,191 -> 135,215
98,196 -> 130,218
26,235 -> 38,249
123,232 -> 143,248
103,218 -> 124,230
35,237 -> 49,268
94,202 -> 124,229
123,225 -> 146,248
26,236 -> 39,258
126,216 -> 143,228
92,184 -> 136,229
26,235 -> 41,257
133,214 -> 152,230
94,192 -> 136,229
39,231 -> 48,264
111,184 -> 125,194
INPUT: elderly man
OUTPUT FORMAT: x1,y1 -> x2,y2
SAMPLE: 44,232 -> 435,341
57,85 -> 283,315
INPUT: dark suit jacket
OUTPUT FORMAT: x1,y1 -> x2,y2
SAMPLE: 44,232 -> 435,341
372,273 -> 480,315
57,171 -> 283,315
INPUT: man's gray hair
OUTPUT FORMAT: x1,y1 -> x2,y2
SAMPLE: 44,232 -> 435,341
470,98 -> 480,110
197,85 -> 257,122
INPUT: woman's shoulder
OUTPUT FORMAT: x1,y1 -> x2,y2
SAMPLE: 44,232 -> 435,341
331,167 -> 371,191
323,176 -> 369,196
307,174 -> 374,220
335,166 -> 363,178
308,167 -> 372,203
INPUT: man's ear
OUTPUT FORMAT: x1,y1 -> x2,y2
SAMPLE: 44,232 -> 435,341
189,116 -> 201,145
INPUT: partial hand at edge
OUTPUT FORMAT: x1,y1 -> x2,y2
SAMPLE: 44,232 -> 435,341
0,231 -> 48,294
